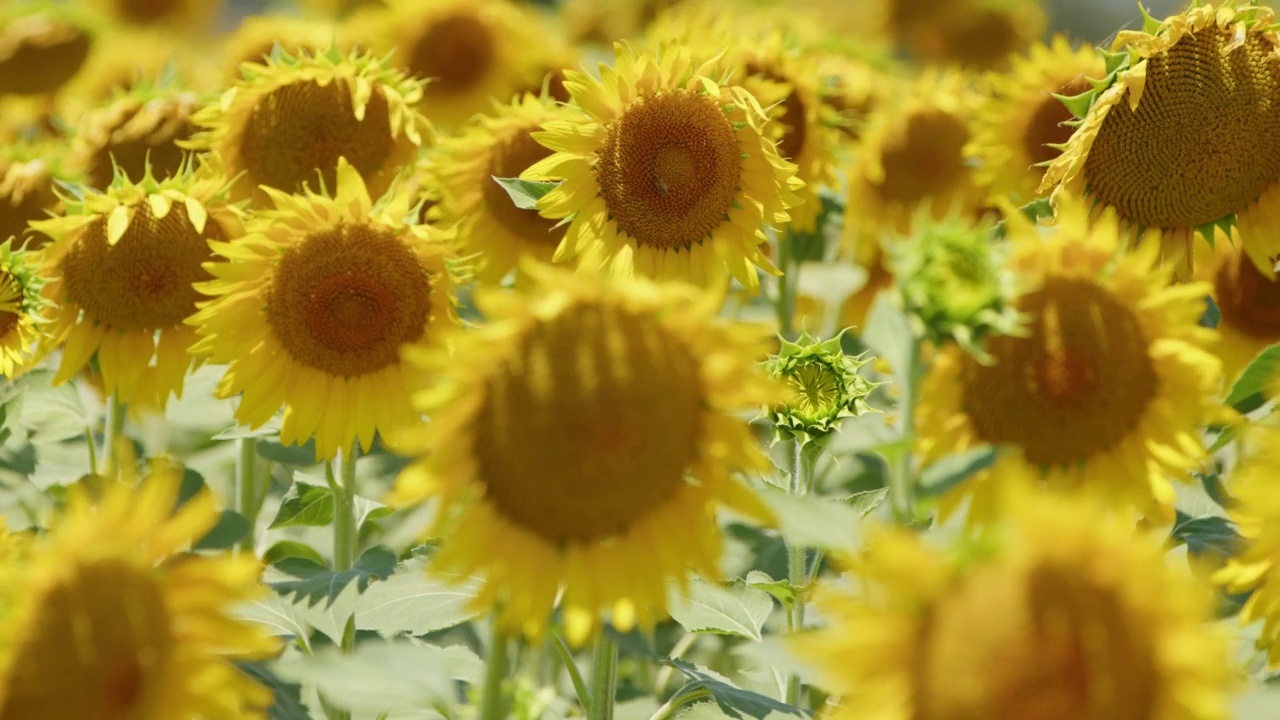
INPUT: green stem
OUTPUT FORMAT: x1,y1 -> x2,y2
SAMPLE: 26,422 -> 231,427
99,393 -> 125,475
332,447 -> 359,574
553,634 -> 591,711
649,687 -> 712,720
889,347 -> 921,525
478,627 -> 509,720
235,438 -> 257,555
784,439 -> 814,706
774,233 -> 795,337
587,633 -> 618,720
83,427 -> 98,478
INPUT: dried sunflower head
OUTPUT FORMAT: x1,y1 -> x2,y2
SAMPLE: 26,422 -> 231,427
185,45 -> 428,207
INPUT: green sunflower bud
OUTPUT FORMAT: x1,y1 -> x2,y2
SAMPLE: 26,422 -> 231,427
763,329 -> 877,446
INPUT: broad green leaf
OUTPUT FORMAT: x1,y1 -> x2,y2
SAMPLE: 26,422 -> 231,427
668,580 -> 774,641
861,295 -> 920,427
761,487 -> 863,552
493,177 -> 559,209
264,540 -> 328,567
843,487 -> 889,516
273,640 -> 483,715
256,438 -> 318,466
19,371 -> 88,445
214,416 -> 283,440
744,571 -> 796,609
916,445 -> 996,497
1225,343 -> 1280,410
679,703 -> 736,719
235,661 -> 311,720
269,546 -> 397,607
1170,512 -> 1239,559
663,659 -> 807,719
194,510 -> 250,550
235,594 -> 311,640
269,480 -> 334,529
355,556 -> 483,637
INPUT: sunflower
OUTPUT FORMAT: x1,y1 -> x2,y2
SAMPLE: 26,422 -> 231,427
868,0 -> 1045,70
0,140 -> 73,249
0,2 -> 94,97
1191,234 -> 1280,384
54,28 -> 195,119
1215,423 -> 1280,668
793,490 -> 1230,720
220,14 -> 343,80
522,44 -> 803,293
88,0 -> 221,29
70,81 -> 203,189
0,449 -> 279,718
424,94 -> 578,284
369,0 -> 545,129
915,194 -> 1222,524
189,158 -> 457,461
1041,2 -> 1280,277
815,51 -> 894,143
561,0 -> 683,46
967,35 -> 1106,204
385,263 -> 784,644
185,46 -> 427,207
30,162 -> 241,410
0,238 -> 49,378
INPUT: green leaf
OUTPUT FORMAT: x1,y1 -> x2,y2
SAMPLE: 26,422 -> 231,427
667,579 -> 774,641
256,438 -> 318,466
269,480 -> 334,529
1170,512 -> 1240,559
861,295 -> 921,424
18,371 -> 88,445
663,658 -> 808,719
744,571 -> 796,609
193,510 -> 249,551
269,546 -> 397,607
679,703 -> 737,720
235,594 -> 311,640
492,177 -> 558,209
263,540 -> 328,567
272,640 -> 483,715
354,556 -> 483,637
235,661 -> 311,720
843,487 -> 889,516
917,445 -> 997,497
760,487 -> 863,552
1225,343 -> 1280,410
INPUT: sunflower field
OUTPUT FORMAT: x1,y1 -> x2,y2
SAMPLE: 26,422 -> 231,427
7,0 -> 1280,717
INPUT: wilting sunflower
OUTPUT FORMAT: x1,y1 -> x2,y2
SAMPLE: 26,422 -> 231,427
386,264 -> 784,644
185,46 -> 427,206
0,238 -> 49,378
0,450 -> 279,718
70,81 -> 203,189
793,490 -> 1230,720
1215,423 -> 1280,668
915,195 -> 1221,524
370,0 -> 544,129
1041,2 -> 1280,277
424,94 -> 577,284
88,0 -> 221,29
967,35 -> 1106,204
522,44 -> 803,293
189,158 -> 457,460
31,163 -> 240,410
0,140 -> 73,249
0,1 -> 94,97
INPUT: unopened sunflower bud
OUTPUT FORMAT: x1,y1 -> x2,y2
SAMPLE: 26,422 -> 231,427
763,329 -> 877,446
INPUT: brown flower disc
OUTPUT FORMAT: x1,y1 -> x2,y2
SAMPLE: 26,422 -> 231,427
483,127 -> 562,243
116,0 -> 185,25
595,89 -> 742,250
1024,76 -> 1091,166
1083,26 -> 1280,229
0,161 -> 57,248
85,105 -> 196,188
874,110 -> 970,204
409,12 -> 494,95
265,225 -> 431,378
960,277 -> 1158,467
474,302 -> 703,543
0,270 -> 21,339
59,202 -> 223,330
747,64 -> 807,161
1215,249 -> 1280,340
239,79 -> 396,196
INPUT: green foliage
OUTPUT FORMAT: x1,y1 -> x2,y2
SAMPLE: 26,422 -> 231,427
667,580 -> 775,641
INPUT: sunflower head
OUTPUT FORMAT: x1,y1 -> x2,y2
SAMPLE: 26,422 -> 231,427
386,263 -> 784,645
1040,1 -> 1280,278
889,208 -> 1023,358
70,76 -> 204,189
0,139 -> 76,249
763,329 -> 876,446
220,14 -> 346,81
914,193 -> 1221,525
31,159 -> 242,410
0,444 -> 280,719
0,1 -> 95,97
967,35 -> 1106,204
0,237 -> 50,379
423,93 -> 577,284
370,0 -> 547,129
1198,234 -> 1280,382
522,42 -> 803,293
186,45 -> 428,206
887,0 -> 1046,70
189,157 -> 459,460
794,490 -> 1230,720
88,0 -> 221,29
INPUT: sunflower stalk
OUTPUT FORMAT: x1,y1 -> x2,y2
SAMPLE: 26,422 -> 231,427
99,392 -> 126,476
784,438 -> 818,706
588,632 -> 618,720
331,447 -> 359,575
235,438 -> 257,555
888,342 -> 922,524
478,626 -> 510,720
